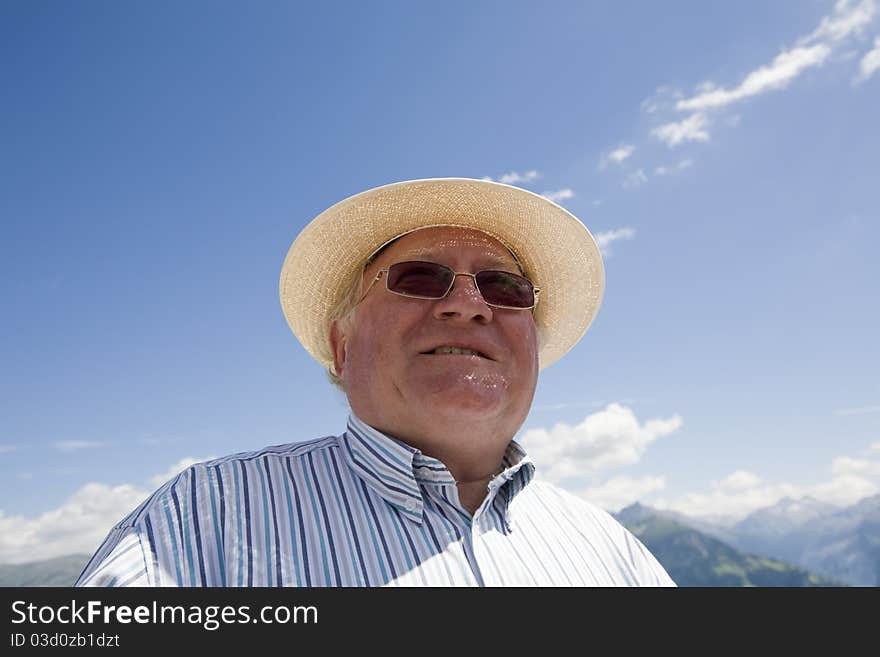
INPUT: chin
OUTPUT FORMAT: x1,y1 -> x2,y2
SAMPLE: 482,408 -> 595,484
417,377 -> 512,415
429,393 -> 505,416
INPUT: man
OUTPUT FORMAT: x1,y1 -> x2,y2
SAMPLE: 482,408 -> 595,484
77,178 -> 675,586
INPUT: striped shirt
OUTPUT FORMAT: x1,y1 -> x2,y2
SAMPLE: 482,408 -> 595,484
76,414 -> 675,587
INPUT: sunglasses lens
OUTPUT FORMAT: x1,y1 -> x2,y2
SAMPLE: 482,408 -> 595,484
475,270 -> 535,308
386,261 -> 453,298
385,261 -> 535,308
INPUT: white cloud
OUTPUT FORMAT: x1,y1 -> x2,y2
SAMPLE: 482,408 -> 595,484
677,45 -> 832,113
593,227 -> 636,257
654,158 -> 694,176
856,35 -> 880,81
830,455 -> 880,477
599,144 -> 635,169
674,0 -> 878,114
483,170 -> 541,185
575,475 -> 667,513
642,1 -> 877,150
807,473 -> 878,506
53,441 -> 106,452
0,457 -> 214,564
148,456 -> 215,488
717,470 -> 762,491
801,0 -> 877,45
0,483 -> 150,564
520,403 -> 682,485
540,188 -> 575,203
652,450 -> 880,522
622,169 -> 648,189
834,404 -> 880,415
609,145 -> 635,162
641,86 -> 683,114
869,441 -> 880,453
651,113 -> 711,147
652,480 -> 803,523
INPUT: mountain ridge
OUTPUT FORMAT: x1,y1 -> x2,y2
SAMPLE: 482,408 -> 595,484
615,502 -> 845,586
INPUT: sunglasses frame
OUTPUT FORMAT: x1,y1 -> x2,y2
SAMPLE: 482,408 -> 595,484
358,260 -> 540,311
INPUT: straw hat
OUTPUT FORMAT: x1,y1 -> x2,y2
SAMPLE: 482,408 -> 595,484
279,177 -> 605,371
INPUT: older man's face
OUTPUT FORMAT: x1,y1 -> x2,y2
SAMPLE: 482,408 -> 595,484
331,226 -> 539,444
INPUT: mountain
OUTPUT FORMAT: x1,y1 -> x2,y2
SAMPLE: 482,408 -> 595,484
724,493 -> 880,586
795,494 -> 880,586
732,496 -> 841,563
616,503 -> 844,586
644,506 -> 739,546
0,554 -> 90,586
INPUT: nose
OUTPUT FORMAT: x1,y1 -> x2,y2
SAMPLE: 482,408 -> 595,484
432,273 -> 494,324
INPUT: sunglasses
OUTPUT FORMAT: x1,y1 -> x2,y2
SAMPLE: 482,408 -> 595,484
360,260 -> 540,310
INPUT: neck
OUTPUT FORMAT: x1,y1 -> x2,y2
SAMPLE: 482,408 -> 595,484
353,412 -> 511,515
455,462 -> 505,516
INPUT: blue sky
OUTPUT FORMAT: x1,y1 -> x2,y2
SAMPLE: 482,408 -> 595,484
2,0 -> 879,563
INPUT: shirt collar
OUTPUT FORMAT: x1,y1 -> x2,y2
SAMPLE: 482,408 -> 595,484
339,413 -> 535,527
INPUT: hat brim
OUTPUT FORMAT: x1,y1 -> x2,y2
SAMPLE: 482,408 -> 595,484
279,178 -> 605,370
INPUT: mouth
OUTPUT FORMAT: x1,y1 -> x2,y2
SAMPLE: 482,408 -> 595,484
420,346 -> 492,360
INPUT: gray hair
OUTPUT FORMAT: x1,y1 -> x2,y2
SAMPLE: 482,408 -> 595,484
325,269 -> 366,391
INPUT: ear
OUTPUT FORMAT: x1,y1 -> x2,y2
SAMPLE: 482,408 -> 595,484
328,319 -> 348,379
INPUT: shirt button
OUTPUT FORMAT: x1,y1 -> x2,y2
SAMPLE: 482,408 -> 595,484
404,499 -> 418,512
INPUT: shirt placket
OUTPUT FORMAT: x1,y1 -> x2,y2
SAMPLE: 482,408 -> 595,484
464,509 -> 489,586
429,480 -> 509,587
468,479 -> 511,586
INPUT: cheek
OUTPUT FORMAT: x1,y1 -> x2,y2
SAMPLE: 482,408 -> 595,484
346,328 -> 390,383
344,306 -> 414,383
510,319 -> 539,368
